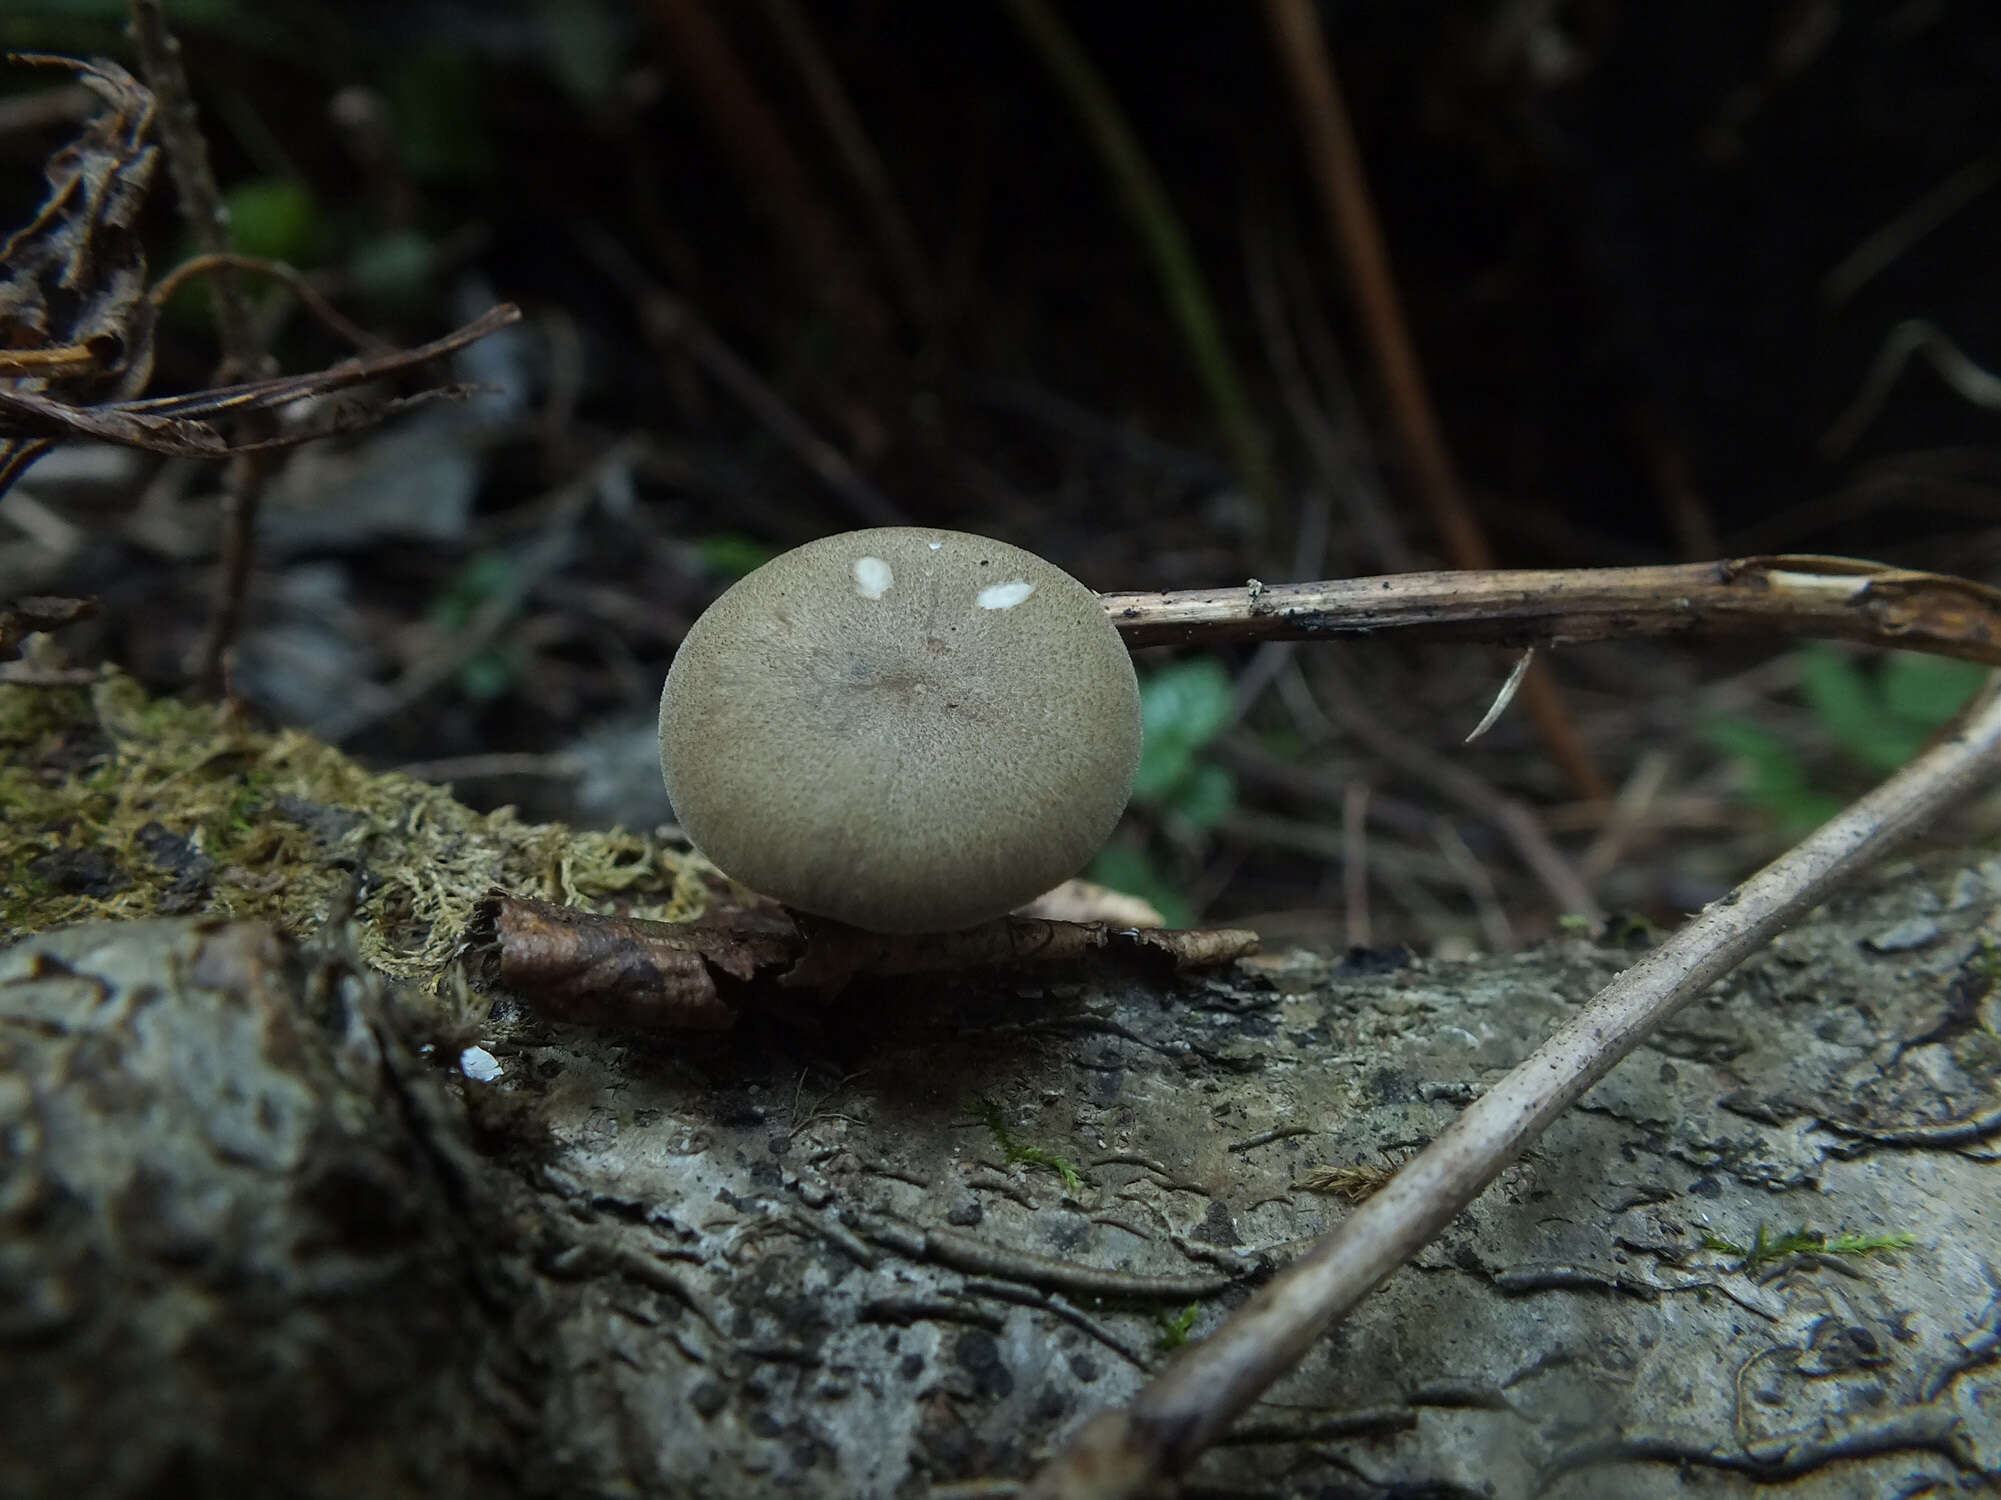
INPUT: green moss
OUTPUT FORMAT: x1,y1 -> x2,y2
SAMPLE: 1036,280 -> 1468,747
1700,1223 -> 1917,1271
0,669 -> 712,976
968,1095 -> 1084,1194
1154,1302 -> 1201,1352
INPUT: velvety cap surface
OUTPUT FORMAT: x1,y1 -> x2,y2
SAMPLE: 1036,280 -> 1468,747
659,528 -> 1142,932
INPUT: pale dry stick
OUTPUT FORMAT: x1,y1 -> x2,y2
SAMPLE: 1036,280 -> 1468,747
1822,319 -> 2001,458
1579,748 -> 1674,883
1026,673 -> 2001,1499
1823,150 -> 2001,307
1102,556 -> 2001,666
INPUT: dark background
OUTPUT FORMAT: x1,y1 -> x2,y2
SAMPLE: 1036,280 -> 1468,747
6,0 -> 2000,940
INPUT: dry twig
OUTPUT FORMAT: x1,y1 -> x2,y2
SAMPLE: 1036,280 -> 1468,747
1262,0 -> 1605,801
126,0 -> 277,693
755,0 -> 935,325
0,304 -> 522,463
1270,659 -> 1600,925
1104,554 -> 2001,664
1026,674 -> 2001,1498
581,230 -> 903,527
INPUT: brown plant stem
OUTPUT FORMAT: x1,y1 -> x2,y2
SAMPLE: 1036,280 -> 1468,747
1102,555 -> 2001,665
645,0 -> 883,335
127,0 -> 275,698
1262,0 -> 1606,801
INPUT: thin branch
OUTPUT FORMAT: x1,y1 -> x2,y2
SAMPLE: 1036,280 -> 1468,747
580,229 -> 903,527
1822,318 -> 2001,458
756,0 -> 935,324
0,305 -> 524,464
1262,0 -> 1482,568
1822,150 -> 2001,307
1005,0 -> 1280,555
147,251 -> 387,354
1297,660 -> 1600,924
126,2 -> 259,378
1102,555 -> 2001,665
1027,672 -> 2001,1497
1262,0 -> 1605,802
127,0 -> 274,695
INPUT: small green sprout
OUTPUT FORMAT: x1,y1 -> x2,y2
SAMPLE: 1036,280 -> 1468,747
968,1096 -> 1083,1194
1154,1302 -> 1201,1353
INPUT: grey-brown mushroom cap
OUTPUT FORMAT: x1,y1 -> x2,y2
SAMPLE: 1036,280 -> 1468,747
658,527 -> 1142,933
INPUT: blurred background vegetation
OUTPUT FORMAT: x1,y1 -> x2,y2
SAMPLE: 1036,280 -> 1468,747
5,0 -> 2000,951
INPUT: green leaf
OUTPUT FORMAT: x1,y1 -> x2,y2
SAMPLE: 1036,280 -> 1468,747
1142,657 -> 1234,747
431,552 -> 519,632
457,648 -> 518,702
348,230 -> 437,311
1882,651 -> 1986,727
1132,658 -> 1233,801
1087,843 -> 1192,929
1798,645 -> 1923,772
1167,761 -> 1236,831
160,178 -> 322,327
535,0 -> 627,108
696,533 -> 778,581
222,177 -> 321,264
1703,716 -> 1842,834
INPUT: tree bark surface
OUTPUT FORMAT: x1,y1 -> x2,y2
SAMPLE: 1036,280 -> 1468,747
3,853 -> 1998,1497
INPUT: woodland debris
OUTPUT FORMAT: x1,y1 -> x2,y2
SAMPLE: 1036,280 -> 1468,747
0,53 -> 520,506
471,889 -> 1259,1030
1104,554 -> 2001,665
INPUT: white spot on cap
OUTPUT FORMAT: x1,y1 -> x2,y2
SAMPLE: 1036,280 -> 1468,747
853,556 -> 893,599
927,540 -> 942,550
459,1045 -> 502,1082
978,579 -> 1035,610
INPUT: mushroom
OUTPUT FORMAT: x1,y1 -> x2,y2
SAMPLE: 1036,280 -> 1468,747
659,527 -> 1142,933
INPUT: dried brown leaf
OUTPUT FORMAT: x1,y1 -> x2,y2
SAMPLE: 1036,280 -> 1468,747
471,890 -> 1258,1030
0,54 -> 159,404
469,892 -> 796,1032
